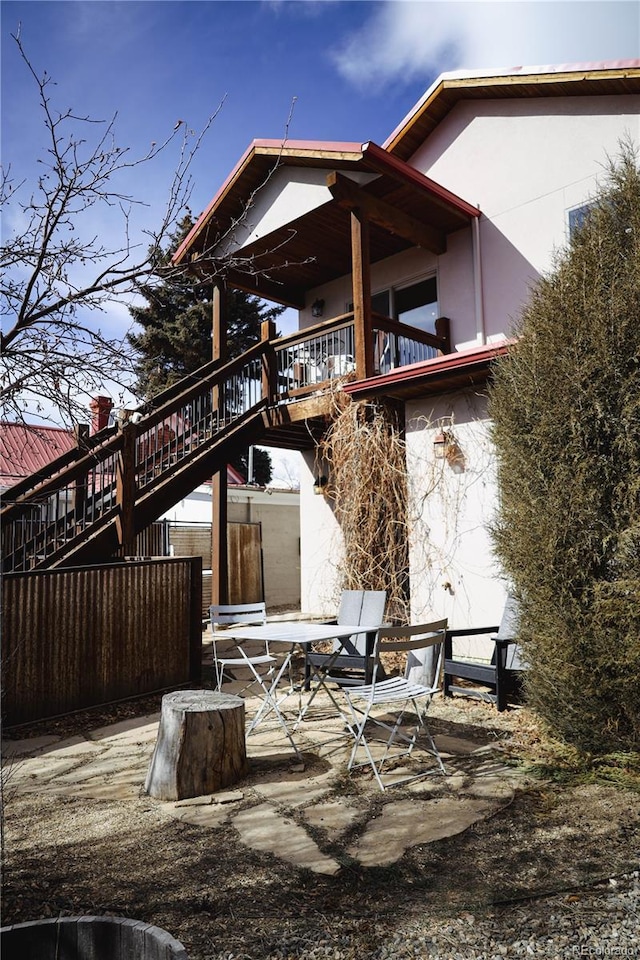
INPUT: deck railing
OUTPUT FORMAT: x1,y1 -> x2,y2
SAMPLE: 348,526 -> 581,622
1,343 -> 267,571
2,313 -> 450,571
273,312 -> 448,396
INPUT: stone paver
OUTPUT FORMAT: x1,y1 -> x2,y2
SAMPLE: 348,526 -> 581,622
2,735 -> 63,758
303,799 -> 362,838
252,768 -> 336,807
233,802 -> 341,876
88,715 -> 161,745
169,802 -> 233,828
7,755 -> 87,785
348,796 -> 498,867
2,685 -> 525,874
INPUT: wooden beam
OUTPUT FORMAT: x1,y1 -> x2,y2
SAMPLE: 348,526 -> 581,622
217,267 -> 307,310
261,319 -> 277,404
212,283 -> 228,606
212,284 -> 227,363
327,171 -> 447,256
115,422 -> 137,553
211,470 -> 228,606
351,209 -> 374,380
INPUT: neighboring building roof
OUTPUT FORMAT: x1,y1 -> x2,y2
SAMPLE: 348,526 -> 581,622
342,340 -> 513,401
384,60 -> 640,161
0,421 -> 246,490
0,422 -> 76,488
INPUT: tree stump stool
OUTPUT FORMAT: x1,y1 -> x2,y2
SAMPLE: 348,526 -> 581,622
145,690 -> 247,800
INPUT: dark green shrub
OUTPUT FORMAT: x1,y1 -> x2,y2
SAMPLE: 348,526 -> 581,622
490,143 -> 640,752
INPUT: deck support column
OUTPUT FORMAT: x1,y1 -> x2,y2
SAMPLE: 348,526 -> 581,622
350,209 -> 374,380
115,421 -> 137,554
261,319 -> 277,403
212,283 -> 228,606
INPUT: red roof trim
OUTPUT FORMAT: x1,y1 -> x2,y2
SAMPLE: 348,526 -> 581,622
173,137 -> 479,266
362,141 -> 480,219
173,139 -> 365,265
342,340 -> 513,397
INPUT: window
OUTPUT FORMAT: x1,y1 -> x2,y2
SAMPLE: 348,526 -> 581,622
568,202 -> 596,239
394,277 -> 438,335
350,277 -> 439,333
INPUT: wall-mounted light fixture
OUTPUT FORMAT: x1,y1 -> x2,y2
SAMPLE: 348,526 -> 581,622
434,427 -> 465,471
433,430 -> 449,459
311,298 -> 325,318
313,474 -> 328,495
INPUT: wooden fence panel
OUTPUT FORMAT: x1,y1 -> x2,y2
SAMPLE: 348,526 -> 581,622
2,557 -> 202,726
227,522 -> 263,604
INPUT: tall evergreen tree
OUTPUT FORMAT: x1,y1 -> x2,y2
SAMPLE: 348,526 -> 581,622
489,143 -> 640,753
128,213 -> 285,485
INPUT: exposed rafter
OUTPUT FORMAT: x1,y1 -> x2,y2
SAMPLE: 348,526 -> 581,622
326,172 -> 447,256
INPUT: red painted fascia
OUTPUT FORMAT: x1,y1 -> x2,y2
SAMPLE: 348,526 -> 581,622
362,141 -> 480,220
172,139 -> 364,266
342,340 -> 513,397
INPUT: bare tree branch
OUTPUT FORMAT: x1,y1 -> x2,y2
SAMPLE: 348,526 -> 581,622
1,31 -> 223,427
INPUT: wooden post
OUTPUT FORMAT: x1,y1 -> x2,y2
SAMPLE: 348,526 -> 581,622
115,421 -> 136,554
261,318 -> 277,403
72,423 -> 89,528
351,209 -> 374,379
212,282 -> 228,606
435,315 -> 451,355
145,690 -> 248,800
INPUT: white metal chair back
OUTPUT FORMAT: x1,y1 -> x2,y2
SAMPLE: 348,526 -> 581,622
209,602 -> 268,690
208,602 -> 301,759
343,619 -> 448,791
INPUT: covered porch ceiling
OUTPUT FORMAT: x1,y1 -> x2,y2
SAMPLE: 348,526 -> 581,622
174,140 -> 480,309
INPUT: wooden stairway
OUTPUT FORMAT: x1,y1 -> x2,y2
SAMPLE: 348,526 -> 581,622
2,310 -> 446,572
2,343 -> 291,572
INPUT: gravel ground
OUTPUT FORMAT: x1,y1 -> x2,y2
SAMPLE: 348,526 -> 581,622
203,871 -> 640,959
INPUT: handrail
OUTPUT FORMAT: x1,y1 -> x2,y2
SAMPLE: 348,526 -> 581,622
2,310 -> 453,570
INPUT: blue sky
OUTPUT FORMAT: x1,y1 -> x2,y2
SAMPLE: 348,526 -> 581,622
1,0 -> 638,459
3,0 -> 638,259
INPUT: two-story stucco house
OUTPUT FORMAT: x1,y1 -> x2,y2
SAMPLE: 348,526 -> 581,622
174,60 -> 640,628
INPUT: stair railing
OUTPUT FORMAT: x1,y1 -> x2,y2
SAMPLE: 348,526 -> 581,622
1,342 -> 268,572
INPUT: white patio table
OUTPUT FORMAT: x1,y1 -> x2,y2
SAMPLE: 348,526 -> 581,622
219,620 -> 382,754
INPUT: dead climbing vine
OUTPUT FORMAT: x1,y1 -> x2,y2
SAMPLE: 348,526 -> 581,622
319,395 -> 410,622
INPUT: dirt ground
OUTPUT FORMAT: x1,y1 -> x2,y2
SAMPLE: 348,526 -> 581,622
2,687 -> 640,960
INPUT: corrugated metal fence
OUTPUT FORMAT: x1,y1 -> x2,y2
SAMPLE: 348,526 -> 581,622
2,557 -> 202,726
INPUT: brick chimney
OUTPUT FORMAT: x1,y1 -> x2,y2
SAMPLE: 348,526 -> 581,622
90,396 -> 114,435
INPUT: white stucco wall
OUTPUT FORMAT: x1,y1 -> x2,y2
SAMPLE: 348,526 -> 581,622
297,88 -> 639,628
410,95 -> 640,343
219,166 -> 379,255
405,392 -> 507,641
299,450 -> 344,616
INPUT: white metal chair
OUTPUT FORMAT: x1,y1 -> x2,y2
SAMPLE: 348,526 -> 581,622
304,589 -> 387,689
209,602 -> 300,757
343,619 -> 448,791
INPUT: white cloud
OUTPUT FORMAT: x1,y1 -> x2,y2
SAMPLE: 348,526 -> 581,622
330,1 -> 640,91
